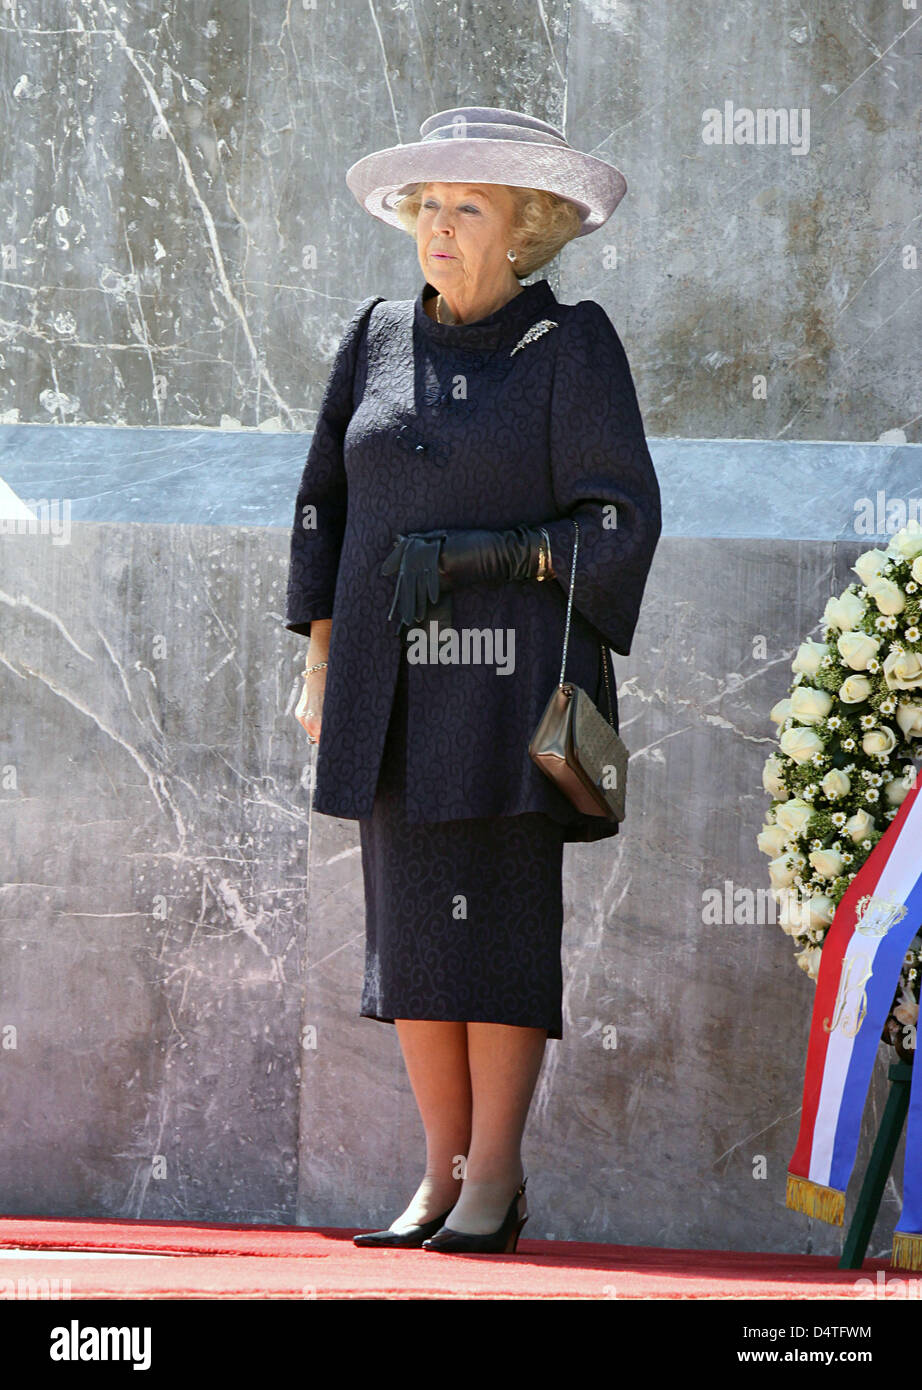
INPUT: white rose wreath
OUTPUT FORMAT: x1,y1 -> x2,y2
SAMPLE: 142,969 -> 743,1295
760,520 -> 922,1058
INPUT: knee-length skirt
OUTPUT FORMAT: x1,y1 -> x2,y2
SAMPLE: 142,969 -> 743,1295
358,650 -> 567,1040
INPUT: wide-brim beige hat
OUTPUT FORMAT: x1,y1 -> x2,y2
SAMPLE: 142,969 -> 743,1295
345,106 -> 627,238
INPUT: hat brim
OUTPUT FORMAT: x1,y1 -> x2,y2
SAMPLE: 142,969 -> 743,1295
345,138 -> 626,238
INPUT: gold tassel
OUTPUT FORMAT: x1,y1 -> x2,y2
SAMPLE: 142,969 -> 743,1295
785,1172 -> 845,1225
891,1232 -> 922,1271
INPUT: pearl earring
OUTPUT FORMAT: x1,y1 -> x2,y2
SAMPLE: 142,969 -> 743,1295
507,248 -> 517,262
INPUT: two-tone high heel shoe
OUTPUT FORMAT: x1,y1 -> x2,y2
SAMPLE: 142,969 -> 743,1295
352,1206 -> 456,1248
422,1177 -> 528,1254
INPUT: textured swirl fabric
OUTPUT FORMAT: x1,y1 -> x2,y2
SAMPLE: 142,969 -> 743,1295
284,277 -> 662,843
359,647 -> 567,1038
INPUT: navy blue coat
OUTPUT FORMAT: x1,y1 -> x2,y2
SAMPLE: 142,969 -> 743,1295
284,277 -> 662,843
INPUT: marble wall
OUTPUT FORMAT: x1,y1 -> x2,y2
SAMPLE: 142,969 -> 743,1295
2,488 -> 921,1252
0,1 -> 918,442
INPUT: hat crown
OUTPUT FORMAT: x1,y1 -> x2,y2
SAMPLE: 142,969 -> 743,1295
418,106 -> 570,150
344,104 -> 627,238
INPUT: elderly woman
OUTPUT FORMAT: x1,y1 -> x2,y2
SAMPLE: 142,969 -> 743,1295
284,107 -> 661,1254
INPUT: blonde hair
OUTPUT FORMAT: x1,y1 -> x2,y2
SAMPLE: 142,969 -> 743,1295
394,183 -> 582,278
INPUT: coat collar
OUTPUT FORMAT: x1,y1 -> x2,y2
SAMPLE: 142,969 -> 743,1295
415,277 -> 557,351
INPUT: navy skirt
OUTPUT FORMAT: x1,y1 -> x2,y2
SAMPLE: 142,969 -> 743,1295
358,648 -> 566,1039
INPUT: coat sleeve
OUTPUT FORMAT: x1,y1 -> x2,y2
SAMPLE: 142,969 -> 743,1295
283,295 -> 381,636
539,300 -> 662,657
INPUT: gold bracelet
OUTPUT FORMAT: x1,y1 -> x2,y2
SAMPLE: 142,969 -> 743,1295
537,527 -> 553,581
301,661 -> 328,679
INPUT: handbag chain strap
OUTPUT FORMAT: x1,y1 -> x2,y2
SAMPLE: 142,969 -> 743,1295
558,518 -> 579,687
557,517 -> 616,729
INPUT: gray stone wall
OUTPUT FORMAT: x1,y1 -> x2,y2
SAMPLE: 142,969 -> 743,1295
0,1 -> 918,442
2,496 -> 920,1252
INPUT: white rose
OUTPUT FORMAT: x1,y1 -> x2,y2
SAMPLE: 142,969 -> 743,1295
884,774 -> 914,806
844,808 -> 876,842
913,555 -> 922,586
883,648 -> 922,691
809,847 -> 845,879
839,674 -> 873,703
776,891 -> 811,936
862,725 -> 897,756
821,768 -> 851,798
768,852 -> 806,889
824,590 -> 867,631
790,685 -> 833,725
780,725 -> 824,763
896,703 -> 922,739
795,944 -> 824,981
888,521 -> 922,561
866,577 -> 906,616
804,894 -> 836,930
774,797 -> 813,836
893,983 -> 920,1027
758,824 -> 791,856
762,753 -> 789,798
836,630 -> 881,670
853,548 -> 891,586
792,639 -> 828,676
770,697 -> 793,725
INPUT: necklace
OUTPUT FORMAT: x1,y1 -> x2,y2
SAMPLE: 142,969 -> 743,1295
435,287 -> 523,324
426,287 -> 557,371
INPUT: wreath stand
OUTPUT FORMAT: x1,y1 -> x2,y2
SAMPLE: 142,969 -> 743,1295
839,1057 -> 913,1268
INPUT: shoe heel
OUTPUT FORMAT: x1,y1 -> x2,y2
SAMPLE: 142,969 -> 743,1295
506,1213 -> 528,1254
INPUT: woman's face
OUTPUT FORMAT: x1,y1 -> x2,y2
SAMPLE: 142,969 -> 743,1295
416,182 -> 519,295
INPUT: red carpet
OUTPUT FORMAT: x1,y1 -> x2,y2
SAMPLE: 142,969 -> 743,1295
0,1215 -> 899,1299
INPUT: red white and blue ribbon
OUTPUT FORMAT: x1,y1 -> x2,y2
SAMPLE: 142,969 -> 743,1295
893,984 -> 922,1268
786,776 -> 922,1253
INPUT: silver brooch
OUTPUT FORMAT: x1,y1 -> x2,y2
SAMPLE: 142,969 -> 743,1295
509,319 -> 558,356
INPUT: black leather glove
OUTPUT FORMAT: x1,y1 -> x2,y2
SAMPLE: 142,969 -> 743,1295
438,525 -> 546,588
381,526 -> 549,628
381,531 -> 445,627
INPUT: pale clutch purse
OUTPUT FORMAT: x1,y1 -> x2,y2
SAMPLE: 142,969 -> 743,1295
528,519 -> 629,822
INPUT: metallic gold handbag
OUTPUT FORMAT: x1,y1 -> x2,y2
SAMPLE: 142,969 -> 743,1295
528,518 -> 629,822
